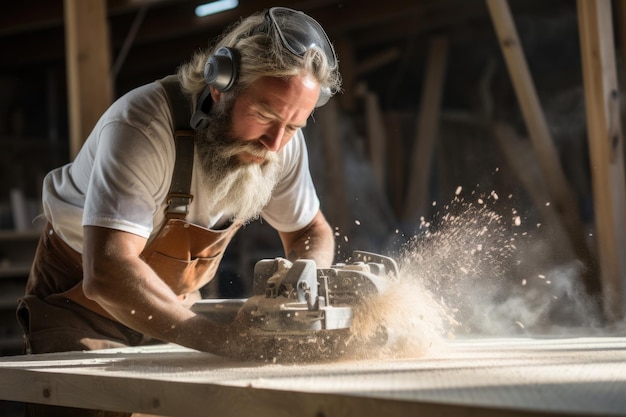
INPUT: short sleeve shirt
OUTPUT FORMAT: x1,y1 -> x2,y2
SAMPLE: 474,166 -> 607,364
42,81 -> 320,253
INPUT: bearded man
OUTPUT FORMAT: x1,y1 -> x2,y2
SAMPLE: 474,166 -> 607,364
18,5 -> 339,393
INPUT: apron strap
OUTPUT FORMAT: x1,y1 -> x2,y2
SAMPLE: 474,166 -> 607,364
159,75 -> 196,219
160,74 -> 193,131
166,132 -> 195,219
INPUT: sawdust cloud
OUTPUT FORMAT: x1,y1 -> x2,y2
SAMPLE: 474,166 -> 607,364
347,279 -> 454,359
343,185 -> 604,360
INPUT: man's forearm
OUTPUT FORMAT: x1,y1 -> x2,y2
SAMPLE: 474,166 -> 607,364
280,210 -> 335,268
82,226 -> 237,354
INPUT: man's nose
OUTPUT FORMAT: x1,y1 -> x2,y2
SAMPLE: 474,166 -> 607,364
259,125 -> 284,152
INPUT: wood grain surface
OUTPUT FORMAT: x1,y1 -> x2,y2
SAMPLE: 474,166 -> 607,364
0,337 -> 625,416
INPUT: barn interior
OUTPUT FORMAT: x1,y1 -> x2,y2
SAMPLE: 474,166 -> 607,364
0,1 -> 625,416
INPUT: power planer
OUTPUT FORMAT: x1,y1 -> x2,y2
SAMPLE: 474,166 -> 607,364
191,250 -> 399,360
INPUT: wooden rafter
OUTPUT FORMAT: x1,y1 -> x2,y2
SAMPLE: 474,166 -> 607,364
486,0 -> 602,302
402,35 -> 448,223
64,0 -> 113,158
577,0 -> 626,321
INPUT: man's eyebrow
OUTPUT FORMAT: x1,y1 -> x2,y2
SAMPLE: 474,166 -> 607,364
256,102 -> 307,129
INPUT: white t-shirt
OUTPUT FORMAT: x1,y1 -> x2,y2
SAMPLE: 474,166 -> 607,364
42,81 -> 320,253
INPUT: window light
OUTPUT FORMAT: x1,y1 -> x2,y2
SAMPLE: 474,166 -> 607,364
195,0 -> 239,17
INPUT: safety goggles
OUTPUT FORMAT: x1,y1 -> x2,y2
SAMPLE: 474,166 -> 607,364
265,7 -> 337,69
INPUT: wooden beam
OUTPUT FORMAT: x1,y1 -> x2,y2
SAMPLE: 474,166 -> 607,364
476,58 -> 576,266
64,0 -> 113,158
355,83 -> 387,191
364,91 -> 386,191
577,0 -> 626,321
316,99 -> 350,239
616,0 -> 626,164
402,36 -> 448,223
486,0 -> 601,301
334,37 -> 357,113
492,122 -> 576,263
355,47 -> 401,76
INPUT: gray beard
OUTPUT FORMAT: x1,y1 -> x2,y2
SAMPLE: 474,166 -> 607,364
195,97 -> 281,224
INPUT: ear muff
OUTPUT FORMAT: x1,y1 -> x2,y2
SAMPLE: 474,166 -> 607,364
190,47 -> 239,130
204,47 -> 239,91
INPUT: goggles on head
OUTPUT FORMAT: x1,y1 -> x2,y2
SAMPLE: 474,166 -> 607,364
264,7 -> 337,70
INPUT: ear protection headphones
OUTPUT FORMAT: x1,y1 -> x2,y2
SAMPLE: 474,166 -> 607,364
204,47 -> 240,92
190,46 -> 332,130
190,47 -> 239,130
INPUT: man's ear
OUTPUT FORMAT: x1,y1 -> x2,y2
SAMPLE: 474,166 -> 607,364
209,85 -> 222,103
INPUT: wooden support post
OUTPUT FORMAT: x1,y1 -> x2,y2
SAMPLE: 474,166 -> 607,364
486,0 -> 602,301
577,0 -> 626,321
402,36 -> 448,224
334,38 -> 356,113
356,84 -> 387,191
64,0 -> 113,159
317,99 -> 350,236
616,0 -> 626,164
385,112 -> 407,219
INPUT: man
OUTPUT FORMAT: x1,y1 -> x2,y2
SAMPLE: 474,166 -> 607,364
18,3 -> 338,397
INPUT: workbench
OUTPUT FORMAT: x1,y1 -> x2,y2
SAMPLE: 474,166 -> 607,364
0,336 -> 624,416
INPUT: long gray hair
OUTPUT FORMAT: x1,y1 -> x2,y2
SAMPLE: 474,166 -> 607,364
177,9 -> 341,103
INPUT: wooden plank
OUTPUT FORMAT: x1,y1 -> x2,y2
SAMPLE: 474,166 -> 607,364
485,0 -> 601,300
402,36 -> 448,223
1,338 -> 626,416
577,0 -> 626,321
64,0 -> 113,159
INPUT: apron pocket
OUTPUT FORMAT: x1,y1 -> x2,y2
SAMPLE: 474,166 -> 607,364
145,251 -> 219,294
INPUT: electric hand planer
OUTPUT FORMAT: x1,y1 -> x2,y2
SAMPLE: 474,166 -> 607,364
191,250 -> 399,361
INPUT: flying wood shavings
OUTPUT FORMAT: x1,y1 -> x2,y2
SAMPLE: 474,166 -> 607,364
397,191 -> 523,335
